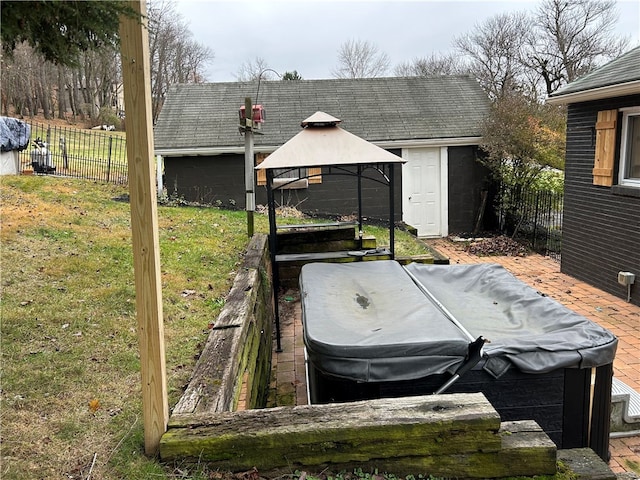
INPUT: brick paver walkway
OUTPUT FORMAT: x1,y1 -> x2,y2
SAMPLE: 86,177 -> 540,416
271,238 -> 640,475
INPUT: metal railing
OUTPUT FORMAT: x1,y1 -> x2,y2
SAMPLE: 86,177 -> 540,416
19,122 -> 128,185
499,186 -> 563,260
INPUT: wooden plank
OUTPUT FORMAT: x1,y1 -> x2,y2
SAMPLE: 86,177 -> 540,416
593,110 -> 617,186
174,235 -> 272,414
276,249 -> 391,262
276,224 -> 357,248
277,221 -> 357,230
171,237 -> 272,416
119,0 -> 168,456
595,120 -> 616,130
161,393 -> 502,468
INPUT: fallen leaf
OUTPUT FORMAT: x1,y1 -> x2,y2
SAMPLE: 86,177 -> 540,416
88,399 -> 100,412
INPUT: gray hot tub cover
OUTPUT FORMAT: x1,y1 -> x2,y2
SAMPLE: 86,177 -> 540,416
300,260 -> 617,382
404,262 -> 618,377
300,260 -> 471,382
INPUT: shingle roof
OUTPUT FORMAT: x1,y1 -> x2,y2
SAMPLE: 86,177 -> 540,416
548,46 -> 640,102
153,76 -> 489,154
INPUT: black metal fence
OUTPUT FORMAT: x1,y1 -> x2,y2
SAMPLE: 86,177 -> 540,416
499,186 -> 563,260
19,122 -> 128,184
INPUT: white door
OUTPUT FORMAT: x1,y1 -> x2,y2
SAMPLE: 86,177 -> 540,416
402,147 -> 445,237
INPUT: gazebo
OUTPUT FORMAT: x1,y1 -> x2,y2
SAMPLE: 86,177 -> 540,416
255,112 -> 406,349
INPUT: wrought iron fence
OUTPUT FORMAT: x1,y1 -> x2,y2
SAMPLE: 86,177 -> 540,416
499,185 -> 563,260
19,122 -> 128,185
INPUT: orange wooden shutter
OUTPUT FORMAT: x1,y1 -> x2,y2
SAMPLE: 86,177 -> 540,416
308,167 -> 322,184
256,153 -> 267,186
593,110 -> 617,186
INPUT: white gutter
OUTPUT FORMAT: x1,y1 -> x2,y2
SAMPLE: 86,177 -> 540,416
155,136 -> 484,157
546,80 -> 640,105
154,146 -> 279,157
374,137 -> 483,149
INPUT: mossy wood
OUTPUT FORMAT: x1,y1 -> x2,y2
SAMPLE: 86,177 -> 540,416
161,394 -> 556,477
171,234 -> 273,415
350,421 -> 557,478
274,224 -> 422,286
276,224 -> 359,252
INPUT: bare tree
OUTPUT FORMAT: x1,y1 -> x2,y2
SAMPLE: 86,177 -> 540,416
331,39 -> 390,78
234,57 -> 275,82
394,53 -> 469,77
455,12 -> 530,99
148,0 -> 214,123
71,48 -> 121,120
1,42 -> 40,117
525,0 -> 628,95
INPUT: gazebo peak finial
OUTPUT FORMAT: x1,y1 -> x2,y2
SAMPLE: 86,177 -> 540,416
301,111 -> 341,128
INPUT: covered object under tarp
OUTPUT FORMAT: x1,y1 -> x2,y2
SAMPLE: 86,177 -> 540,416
300,260 -> 618,459
0,116 -> 31,175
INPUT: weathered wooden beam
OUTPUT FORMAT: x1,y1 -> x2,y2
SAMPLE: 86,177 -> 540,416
172,235 -> 272,415
320,421 -> 556,478
161,393 -> 502,470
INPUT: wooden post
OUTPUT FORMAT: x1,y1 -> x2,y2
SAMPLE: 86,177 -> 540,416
119,0 -> 169,456
245,97 -> 255,237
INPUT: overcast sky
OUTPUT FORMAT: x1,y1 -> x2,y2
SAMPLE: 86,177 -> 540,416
173,0 -> 640,82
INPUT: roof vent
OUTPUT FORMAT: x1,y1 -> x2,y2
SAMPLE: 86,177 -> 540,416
301,111 -> 341,128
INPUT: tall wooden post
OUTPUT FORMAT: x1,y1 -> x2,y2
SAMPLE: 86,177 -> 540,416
244,97 -> 255,237
119,0 -> 169,456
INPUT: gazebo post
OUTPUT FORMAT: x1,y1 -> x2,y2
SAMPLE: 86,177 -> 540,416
389,163 -> 395,259
357,164 -> 363,237
266,168 -> 282,352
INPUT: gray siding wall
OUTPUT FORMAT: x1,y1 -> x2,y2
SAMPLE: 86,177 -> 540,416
164,151 -> 403,222
562,94 -> 640,306
165,154 -> 245,207
447,146 -> 491,234
163,146 -> 488,232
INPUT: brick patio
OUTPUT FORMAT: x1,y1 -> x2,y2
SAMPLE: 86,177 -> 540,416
270,238 -> 640,475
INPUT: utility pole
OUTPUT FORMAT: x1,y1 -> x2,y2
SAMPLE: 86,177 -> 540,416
244,97 -> 255,238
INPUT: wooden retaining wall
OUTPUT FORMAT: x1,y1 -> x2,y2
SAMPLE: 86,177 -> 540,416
162,394 -> 557,478
171,234 -> 274,414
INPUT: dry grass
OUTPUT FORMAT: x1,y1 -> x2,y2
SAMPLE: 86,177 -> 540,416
0,176 -> 252,479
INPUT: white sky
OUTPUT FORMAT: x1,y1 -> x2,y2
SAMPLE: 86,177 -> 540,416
173,0 -> 640,82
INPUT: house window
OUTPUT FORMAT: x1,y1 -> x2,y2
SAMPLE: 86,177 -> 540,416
619,107 -> 640,188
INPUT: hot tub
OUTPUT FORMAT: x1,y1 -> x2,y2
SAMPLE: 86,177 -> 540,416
299,260 -> 618,460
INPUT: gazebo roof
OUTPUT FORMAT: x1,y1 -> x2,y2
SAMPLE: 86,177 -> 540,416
255,112 -> 405,170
